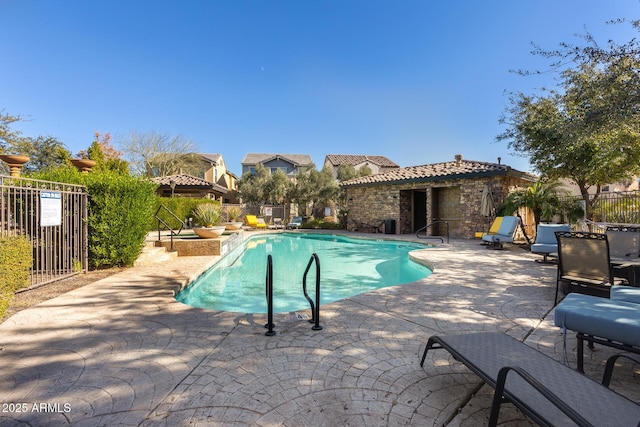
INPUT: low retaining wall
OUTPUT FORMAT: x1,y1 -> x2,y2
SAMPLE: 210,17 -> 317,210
155,231 -> 243,257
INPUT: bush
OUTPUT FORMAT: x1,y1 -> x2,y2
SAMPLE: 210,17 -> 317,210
192,203 -> 222,227
85,173 -> 158,268
302,218 -> 343,230
34,167 -> 159,269
0,235 -> 32,318
151,198 -> 220,230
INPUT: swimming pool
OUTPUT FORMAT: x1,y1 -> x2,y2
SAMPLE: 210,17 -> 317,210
176,233 -> 432,313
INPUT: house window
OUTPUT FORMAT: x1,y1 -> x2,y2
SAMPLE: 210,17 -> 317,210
214,168 -> 218,182
602,185 -> 610,192
270,167 -> 287,174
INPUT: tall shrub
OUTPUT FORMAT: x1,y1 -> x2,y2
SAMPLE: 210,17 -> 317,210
85,173 -> 158,268
34,166 -> 158,268
0,235 -> 32,319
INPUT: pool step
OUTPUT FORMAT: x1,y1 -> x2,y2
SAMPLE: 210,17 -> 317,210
134,242 -> 178,267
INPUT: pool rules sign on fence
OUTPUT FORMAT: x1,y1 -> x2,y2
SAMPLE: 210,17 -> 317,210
40,191 -> 62,227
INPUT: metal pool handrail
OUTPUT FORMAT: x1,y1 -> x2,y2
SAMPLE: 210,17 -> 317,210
416,220 -> 449,243
155,204 -> 185,252
264,253 -> 323,336
265,254 -> 275,336
302,253 -> 323,331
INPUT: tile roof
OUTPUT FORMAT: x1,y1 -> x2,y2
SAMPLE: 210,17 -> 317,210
151,174 -> 228,193
325,154 -> 399,168
339,159 -> 535,187
199,153 -> 222,163
241,153 -> 313,166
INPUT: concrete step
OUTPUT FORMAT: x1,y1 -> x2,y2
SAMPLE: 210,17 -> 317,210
134,244 -> 178,267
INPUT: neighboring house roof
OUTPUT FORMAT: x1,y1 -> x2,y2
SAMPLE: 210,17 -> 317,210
241,153 -> 314,166
325,154 -> 399,168
339,159 -> 537,187
151,174 -> 228,193
199,153 -> 222,164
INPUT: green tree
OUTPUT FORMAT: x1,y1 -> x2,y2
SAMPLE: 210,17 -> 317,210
358,164 -> 372,177
0,110 -> 26,154
498,181 -> 562,225
316,165 -> 340,204
82,132 -> 129,174
237,163 -> 270,206
500,57 -> 640,220
337,164 -> 357,181
15,136 -> 72,172
289,165 -> 338,217
264,168 -> 291,205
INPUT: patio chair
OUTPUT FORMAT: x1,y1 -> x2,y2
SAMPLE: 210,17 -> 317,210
287,216 -> 303,229
477,216 -> 503,239
530,223 -> 570,263
606,225 -> 640,261
481,216 -> 520,249
554,230 -> 625,304
268,217 -> 284,229
245,214 -> 267,230
419,331 -> 640,426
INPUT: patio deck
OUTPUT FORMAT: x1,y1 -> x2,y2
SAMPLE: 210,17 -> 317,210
0,232 -> 638,426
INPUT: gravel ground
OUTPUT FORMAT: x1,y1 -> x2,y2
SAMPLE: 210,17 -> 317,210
2,268 -> 124,323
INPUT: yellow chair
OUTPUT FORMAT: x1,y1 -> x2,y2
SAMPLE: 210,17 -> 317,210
245,214 -> 267,229
487,217 -> 503,234
476,217 -> 503,239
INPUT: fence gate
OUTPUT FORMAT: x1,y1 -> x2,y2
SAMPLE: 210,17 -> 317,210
1,175 -> 88,289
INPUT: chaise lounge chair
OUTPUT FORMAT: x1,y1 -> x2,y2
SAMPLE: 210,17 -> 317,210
420,331 -> 640,426
245,214 -> 267,230
530,223 -> 571,263
481,216 -> 520,249
268,217 -> 284,229
287,216 -> 303,229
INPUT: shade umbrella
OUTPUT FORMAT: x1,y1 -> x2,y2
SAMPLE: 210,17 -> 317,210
481,185 -> 495,217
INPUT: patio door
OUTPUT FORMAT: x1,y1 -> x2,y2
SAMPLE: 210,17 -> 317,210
412,190 -> 427,232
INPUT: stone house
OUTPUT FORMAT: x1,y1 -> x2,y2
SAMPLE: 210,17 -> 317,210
340,155 -> 537,238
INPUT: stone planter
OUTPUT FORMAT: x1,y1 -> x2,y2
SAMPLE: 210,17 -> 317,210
193,226 -> 226,239
0,154 -> 30,177
71,158 -> 97,173
223,221 -> 243,231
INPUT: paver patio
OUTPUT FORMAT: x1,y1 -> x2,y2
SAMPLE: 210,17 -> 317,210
1,232 -> 638,426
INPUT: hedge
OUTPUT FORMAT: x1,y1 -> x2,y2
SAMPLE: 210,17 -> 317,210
34,167 -> 158,269
150,197 -> 220,231
0,235 -> 32,319
85,173 -> 158,268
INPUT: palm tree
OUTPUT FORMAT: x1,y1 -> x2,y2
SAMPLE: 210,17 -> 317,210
497,181 -> 565,244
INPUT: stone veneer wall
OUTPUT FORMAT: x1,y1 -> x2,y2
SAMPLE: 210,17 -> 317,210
345,174 -> 532,239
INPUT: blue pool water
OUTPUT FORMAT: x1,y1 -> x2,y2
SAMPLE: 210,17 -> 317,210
176,233 -> 432,313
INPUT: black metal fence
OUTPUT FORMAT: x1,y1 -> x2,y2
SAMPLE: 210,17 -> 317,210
560,190 -> 640,232
1,175 -> 88,289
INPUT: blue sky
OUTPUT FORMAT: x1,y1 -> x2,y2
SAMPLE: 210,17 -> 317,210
2,1 -> 639,175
